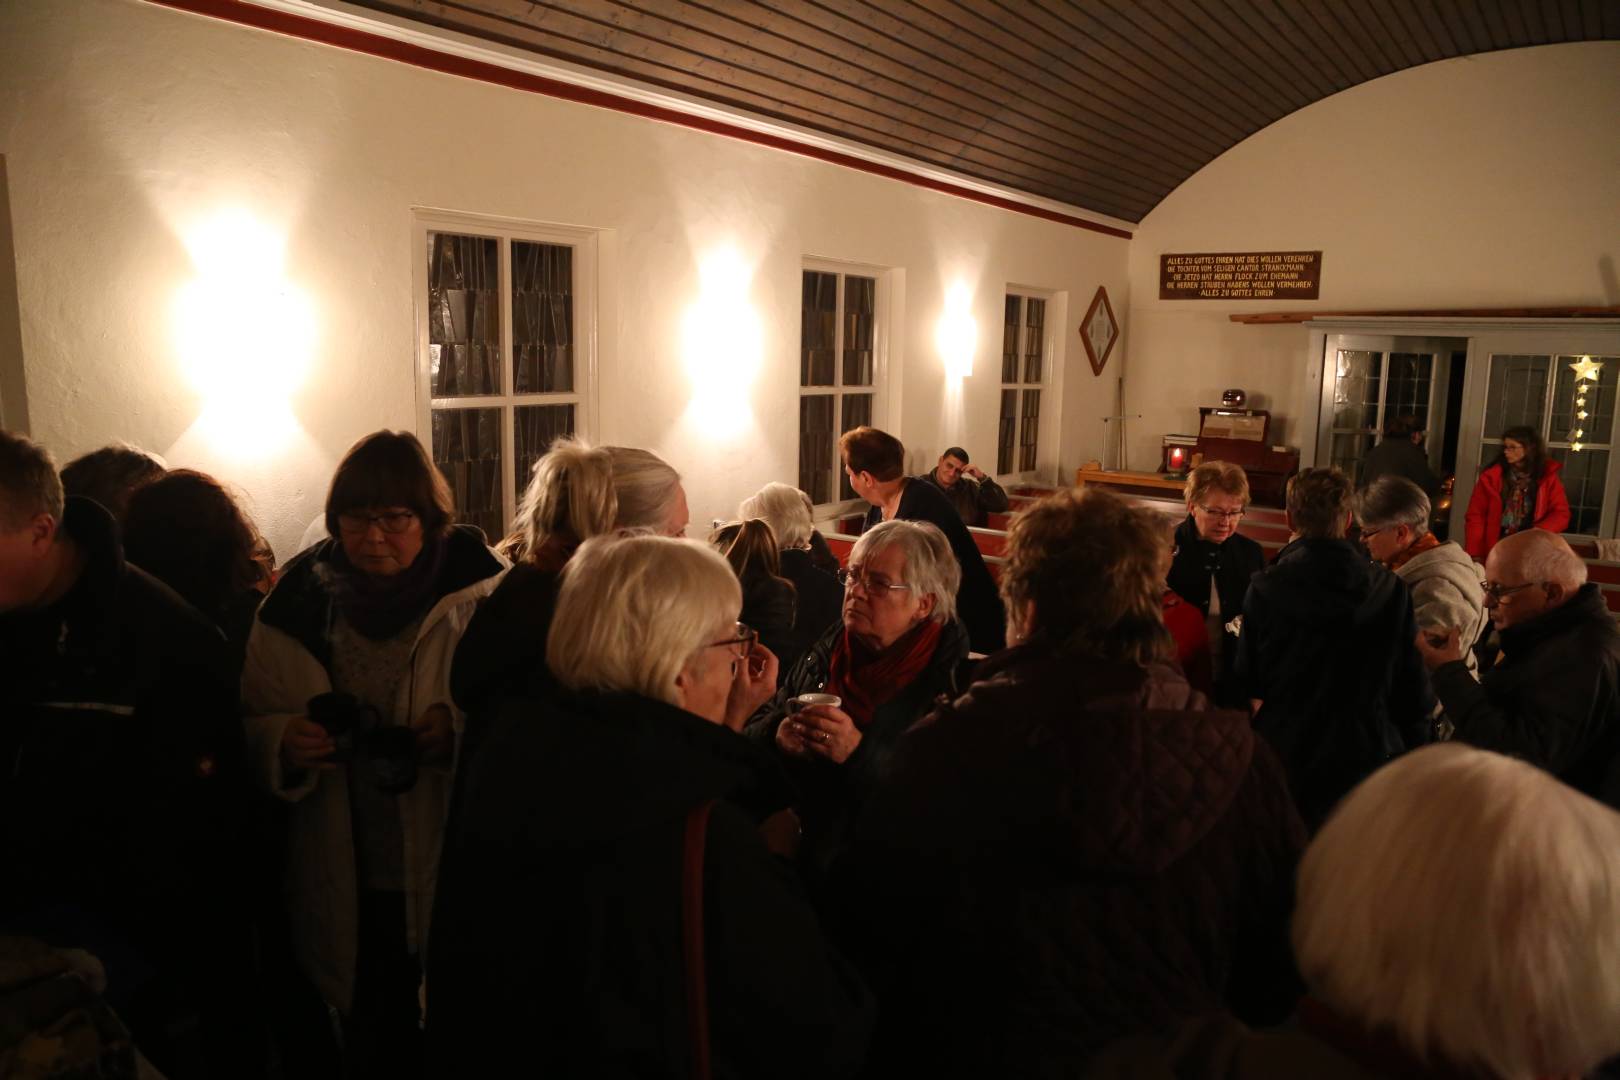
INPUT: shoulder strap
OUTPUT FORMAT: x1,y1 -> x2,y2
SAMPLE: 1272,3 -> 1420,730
682,798 -> 717,1080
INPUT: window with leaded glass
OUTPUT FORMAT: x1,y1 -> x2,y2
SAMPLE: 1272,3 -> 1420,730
799,265 -> 882,505
999,293 -> 1046,474
417,214 -> 595,542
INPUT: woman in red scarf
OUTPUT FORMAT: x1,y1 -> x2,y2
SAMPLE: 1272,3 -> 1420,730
744,520 -> 971,877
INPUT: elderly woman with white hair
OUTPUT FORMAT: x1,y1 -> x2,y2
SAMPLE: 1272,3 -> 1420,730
427,534 -> 872,1076
739,481 -> 843,671
745,519 -> 970,876
1356,474 -> 1489,675
1087,742 -> 1620,1079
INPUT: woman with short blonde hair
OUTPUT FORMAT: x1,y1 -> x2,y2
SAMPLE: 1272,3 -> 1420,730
1167,460 -> 1264,705
428,534 -> 873,1074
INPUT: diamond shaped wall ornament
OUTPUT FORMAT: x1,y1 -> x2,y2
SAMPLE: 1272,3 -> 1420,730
1081,286 -> 1118,377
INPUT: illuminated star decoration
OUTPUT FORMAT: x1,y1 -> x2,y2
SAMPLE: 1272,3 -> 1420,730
1569,356 -> 1602,452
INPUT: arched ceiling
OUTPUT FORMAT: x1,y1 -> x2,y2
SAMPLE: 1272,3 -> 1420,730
350,0 -> 1620,223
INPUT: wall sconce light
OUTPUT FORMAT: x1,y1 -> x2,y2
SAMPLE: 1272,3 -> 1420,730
681,248 -> 762,437
936,283 -> 977,380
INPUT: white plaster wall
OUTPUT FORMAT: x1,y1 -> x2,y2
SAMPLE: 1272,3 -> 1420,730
0,0 -> 1129,559
1124,42 -> 1620,470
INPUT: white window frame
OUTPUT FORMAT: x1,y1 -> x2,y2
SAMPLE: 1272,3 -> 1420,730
798,257 -> 892,512
999,288 -> 1053,480
412,208 -> 600,534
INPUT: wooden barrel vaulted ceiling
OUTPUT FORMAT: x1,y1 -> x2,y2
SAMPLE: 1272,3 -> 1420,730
348,0 -> 1620,223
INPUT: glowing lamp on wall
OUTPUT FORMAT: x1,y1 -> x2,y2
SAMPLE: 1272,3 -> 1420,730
936,283 -> 977,380
173,209 -> 314,457
681,248 -> 763,438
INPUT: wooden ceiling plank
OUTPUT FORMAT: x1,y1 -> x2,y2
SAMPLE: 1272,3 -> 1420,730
1331,1 -> 1407,72
1492,0 -> 1534,46
1415,0 -> 1463,55
1142,0 -> 1312,116
1386,0 -> 1446,64
1361,0 -> 1429,67
1009,0 -> 1254,147
1250,0 -> 1360,94
801,0 -> 1200,187
1429,0 -> 1481,54
1167,0 -> 1316,114
1207,0 -> 1340,101
1089,0 -> 1278,130
736,0 -> 1191,191
1586,0 -> 1615,38
907,0 -> 1227,167
1510,0 -> 1552,44
1290,1 -> 1379,85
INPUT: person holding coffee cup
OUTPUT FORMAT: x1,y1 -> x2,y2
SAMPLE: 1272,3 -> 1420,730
240,431 -> 505,1078
745,519 -> 971,877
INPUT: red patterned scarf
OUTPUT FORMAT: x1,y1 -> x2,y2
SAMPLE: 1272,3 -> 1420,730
824,619 -> 944,729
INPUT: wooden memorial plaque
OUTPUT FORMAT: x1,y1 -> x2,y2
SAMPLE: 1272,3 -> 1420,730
1160,251 -> 1322,300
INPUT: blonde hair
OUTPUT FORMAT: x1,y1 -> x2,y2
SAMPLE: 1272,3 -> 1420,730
607,447 -> 682,531
851,520 -> 958,624
737,482 -> 813,550
1295,744 -> 1620,1079
546,535 -> 740,707
1184,460 -> 1250,509
511,437 -> 617,562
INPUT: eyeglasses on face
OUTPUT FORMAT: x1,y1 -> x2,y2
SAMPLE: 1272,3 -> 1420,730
705,622 -> 758,660
337,509 -> 418,535
1196,504 -> 1245,521
1483,580 -> 1539,601
837,566 -> 914,594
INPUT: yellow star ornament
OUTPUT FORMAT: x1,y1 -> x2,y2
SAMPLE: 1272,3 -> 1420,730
1570,356 -> 1603,383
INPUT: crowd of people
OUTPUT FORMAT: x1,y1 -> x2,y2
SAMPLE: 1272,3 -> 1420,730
4,416 -> 1620,1080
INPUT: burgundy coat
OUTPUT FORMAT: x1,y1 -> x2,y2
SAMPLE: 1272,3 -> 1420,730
835,642 -> 1306,1077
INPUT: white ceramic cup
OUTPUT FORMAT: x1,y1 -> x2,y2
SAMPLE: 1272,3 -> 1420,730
790,692 -> 842,712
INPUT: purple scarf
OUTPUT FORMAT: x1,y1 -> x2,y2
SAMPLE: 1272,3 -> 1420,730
327,533 -> 449,641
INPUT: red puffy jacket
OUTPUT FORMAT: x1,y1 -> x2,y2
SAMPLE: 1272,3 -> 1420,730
1464,458 -> 1571,559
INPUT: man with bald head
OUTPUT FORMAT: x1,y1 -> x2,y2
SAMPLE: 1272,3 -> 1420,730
1417,528 -> 1620,806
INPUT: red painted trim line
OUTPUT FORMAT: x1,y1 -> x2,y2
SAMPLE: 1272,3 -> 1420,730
146,0 -> 1133,240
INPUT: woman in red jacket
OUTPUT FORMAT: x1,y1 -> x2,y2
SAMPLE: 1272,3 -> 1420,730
1464,425 -> 1571,560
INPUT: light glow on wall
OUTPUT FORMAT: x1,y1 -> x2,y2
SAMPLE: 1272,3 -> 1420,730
172,209 -> 314,458
936,283 -> 977,379
681,248 -> 763,438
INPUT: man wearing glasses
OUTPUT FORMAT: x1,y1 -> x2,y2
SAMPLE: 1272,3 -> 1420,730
1416,529 -> 1620,807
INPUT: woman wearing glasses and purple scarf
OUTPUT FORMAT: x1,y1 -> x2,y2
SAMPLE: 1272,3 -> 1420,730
745,520 -> 971,882
241,430 -> 505,1077
1167,461 -> 1267,707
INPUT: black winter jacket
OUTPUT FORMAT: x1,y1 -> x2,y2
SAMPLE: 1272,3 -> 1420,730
426,687 -> 873,1079
835,642 -> 1305,1078
862,479 -> 1005,653
1235,538 -> 1433,828
745,617 -> 971,876
1166,516 -> 1266,705
1433,583 -> 1620,806
775,548 -> 844,674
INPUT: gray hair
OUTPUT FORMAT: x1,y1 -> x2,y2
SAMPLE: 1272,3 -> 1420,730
1295,744 -> 1620,1078
1355,475 -> 1432,538
1508,528 -> 1588,590
850,520 -> 959,624
546,535 -> 741,707
512,437 -> 617,561
606,447 -> 682,532
737,482 -> 813,550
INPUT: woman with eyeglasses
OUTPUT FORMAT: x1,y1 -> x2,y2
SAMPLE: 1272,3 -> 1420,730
241,430 -> 505,1078
1166,461 -> 1267,706
426,534 -> 873,1076
1463,424 -> 1570,561
745,519 -> 970,879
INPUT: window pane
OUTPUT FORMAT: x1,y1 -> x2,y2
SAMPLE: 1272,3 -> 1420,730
1384,352 -> 1433,433
801,272 -> 837,387
1019,389 -> 1040,472
1483,354 -> 1550,437
432,407 -> 503,541
428,232 -> 501,397
1001,295 -> 1020,383
1551,355 -> 1618,446
839,393 -> 874,500
842,276 -> 876,387
1549,447 -> 1608,535
1332,433 -> 1377,482
997,389 -> 1017,474
514,404 -> 576,506
799,394 -> 835,505
1023,298 -> 1045,383
512,241 -> 573,394
1330,349 -> 1382,432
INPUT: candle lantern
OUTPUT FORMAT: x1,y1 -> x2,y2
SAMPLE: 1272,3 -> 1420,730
1161,434 -> 1198,476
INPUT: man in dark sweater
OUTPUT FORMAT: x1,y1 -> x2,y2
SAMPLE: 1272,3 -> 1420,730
841,427 -> 1006,653
1235,467 -> 1433,828
1359,414 -> 1440,497
0,429 -> 249,1077
1416,528 -> 1620,806
918,446 -> 1009,527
